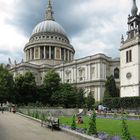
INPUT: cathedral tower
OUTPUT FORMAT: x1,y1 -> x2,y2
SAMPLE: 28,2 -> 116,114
120,0 -> 140,97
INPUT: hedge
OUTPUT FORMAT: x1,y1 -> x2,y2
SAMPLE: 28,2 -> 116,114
103,97 -> 140,109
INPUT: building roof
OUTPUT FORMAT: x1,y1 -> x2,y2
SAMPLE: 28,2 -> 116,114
32,20 -> 67,37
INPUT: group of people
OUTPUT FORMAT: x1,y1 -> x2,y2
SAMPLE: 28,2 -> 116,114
0,102 -> 16,113
77,116 -> 84,124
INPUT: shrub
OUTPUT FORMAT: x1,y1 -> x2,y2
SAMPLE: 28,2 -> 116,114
34,111 -> 39,119
71,115 -> 76,130
103,97 -> 140,109
87,109 -> 97,135
41,113 -> 46,121
121,113 -> 131,140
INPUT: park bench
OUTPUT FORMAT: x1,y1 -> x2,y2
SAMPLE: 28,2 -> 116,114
41,114 -> 59,130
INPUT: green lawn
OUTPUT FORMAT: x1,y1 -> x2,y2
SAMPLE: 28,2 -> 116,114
59,116 -> 140,139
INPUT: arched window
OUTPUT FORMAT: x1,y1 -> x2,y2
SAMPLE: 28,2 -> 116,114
114,68 -> 119,79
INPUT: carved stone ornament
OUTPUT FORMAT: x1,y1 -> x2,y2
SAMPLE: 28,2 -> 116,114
126,72 -> 132,79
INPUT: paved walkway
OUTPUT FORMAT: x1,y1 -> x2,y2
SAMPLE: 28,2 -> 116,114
0,112 -> 81,140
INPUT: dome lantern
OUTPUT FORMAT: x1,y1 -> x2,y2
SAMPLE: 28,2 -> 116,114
31,0 -> 68,38
45,0 -> 54,21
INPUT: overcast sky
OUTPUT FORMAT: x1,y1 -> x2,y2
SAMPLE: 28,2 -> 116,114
0,0 -> 139,64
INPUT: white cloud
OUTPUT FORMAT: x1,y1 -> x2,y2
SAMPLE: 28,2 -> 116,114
0,0 -> 140,63
72,28 -> 113,58
71,0 -> 140,59
0,0 -> 28,63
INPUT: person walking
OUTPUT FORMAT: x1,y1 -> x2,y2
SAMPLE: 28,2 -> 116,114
12,105 -> 16,113
1,103 -> 4,113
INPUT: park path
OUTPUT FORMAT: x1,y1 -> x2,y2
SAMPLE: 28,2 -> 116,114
0,111 -> 81,140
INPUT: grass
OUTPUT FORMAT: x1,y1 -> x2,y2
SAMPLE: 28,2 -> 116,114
59,116 -> 140,139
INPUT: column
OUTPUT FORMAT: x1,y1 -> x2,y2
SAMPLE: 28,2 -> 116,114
86,64 -> 89,81
34,48 -> 36,59
104,64 -> 106,79
69,51 -> 71,61
60,48 -> 62,60
61,70 -> 63,82
28,49 -> 30,60
49,46 -> 51,59
89,64 -> 91,81
67,50 -> 70,61
96,63 -> 98,79
100,63 -> 103,79
98,87 -> 101,102
95,87 -> 101,102
44,46 -> 46,59
98,63 -> 101,79
55,47 -> 57,59
38,47 -> 41,59
30,49 -> 32,60
102,63 -> 104,79
64,49 -> 66,61
95,87 -> 98,101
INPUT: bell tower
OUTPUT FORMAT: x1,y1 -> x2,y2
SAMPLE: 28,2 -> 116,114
120,0 -> 140,97
127,0 -> 140,39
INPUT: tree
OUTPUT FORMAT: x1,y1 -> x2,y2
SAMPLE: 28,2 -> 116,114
104,75 -> 119,98
85,92 -> 95,110
60,83 -> 77,108
43,69 -> 61,105
121,113 -> 131,140
71,115 -> 76,130
0,64 -> 14,102
43,69 -> 61,92
87,109 -> 97,135
50,89 -> 62,106
76,88 -> 85,108
51,83 -> 77,108
36,85 -> 50,105
14,71 -> 37,105
14,74 -> 24,103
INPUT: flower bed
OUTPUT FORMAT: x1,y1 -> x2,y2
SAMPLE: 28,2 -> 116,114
18,108 -> 139,140
59,116 -> 139,140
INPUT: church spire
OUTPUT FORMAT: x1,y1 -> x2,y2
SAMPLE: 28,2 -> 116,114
121,34 -> 124,44
131,0 -> 138,16
126,0 -> 140,39
45,0 -> 54,21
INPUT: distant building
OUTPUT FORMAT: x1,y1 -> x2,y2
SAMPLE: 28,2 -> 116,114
120,0 -> 140,97
9,0 -> 140,101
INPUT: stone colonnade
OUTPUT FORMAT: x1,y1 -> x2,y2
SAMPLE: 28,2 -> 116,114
25,46 -> 74,62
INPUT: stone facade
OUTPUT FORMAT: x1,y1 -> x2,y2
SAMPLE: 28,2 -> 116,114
9,0 -> 121,102
120,0 -> 140,97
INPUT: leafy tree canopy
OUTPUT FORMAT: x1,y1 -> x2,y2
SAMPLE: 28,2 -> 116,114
104,75 -> 119,98
85,92 -> 95,110
51,83 -> 77,108
75,88 -> 86,108
14,71 -> 37,105
0,64 -> 14,102
43,69 -> 61,92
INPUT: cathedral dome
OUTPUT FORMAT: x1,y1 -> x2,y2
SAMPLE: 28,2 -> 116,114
24,0 -> 75,66
32,20 -> 67,37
